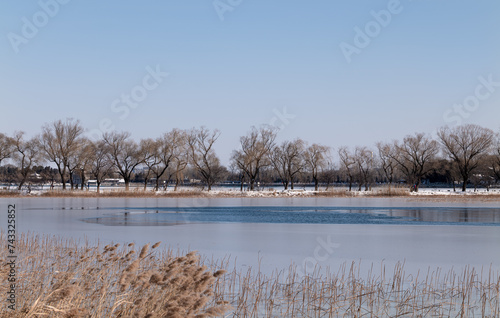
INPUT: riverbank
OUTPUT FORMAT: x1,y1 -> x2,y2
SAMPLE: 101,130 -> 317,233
2,187 -> 500,201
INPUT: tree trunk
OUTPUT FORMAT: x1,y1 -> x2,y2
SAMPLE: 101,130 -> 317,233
314,178 -> 319,191
283,181 -> 289,190
59,168 -> 66,190
80,171 -> 85,190
69,171 -> 75,190
125,179 -> 130,191
250,179 -> 255,191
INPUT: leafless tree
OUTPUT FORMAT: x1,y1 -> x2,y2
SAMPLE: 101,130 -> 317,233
148,129 -> 187,191
376,142 -> 397,189
319,161 -> 337,190
354,146 -> 373,191
139,138 -> 158,191
0,133 -> 13,166
303,143 -> 330,191
490,134 -> 500,184
229,161 -> 246,191
438,124 -> 494,191
103,131 -> 142,191
187,127 -> 223,191
231,126 -> 277,191
271,139 -> 305,190
12,132 -> 40,190
469,156 -> 493,191
170,149 -> 189,191
66,137 -> 92,190
89,140 -> 113,193
39,119 -> 84,190
338,146 -> 355,191
391,133 -> 439,192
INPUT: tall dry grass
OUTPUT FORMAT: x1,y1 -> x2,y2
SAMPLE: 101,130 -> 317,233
0,233 -> 231,317
223,261 -> 500,317
1,233 -> 499,317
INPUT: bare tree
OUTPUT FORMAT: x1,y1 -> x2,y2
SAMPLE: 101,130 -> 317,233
12,132 -> 40,190
66,137 -> 91,190
354,146 -> 373,191
187,127 -> 223,191
171,148 -> 189,191
376,142 -> 397,189
319,161 -> 337,190
303,143 -> 330,191
338,146 -> 355,191
103,131 -> 142,191
271,139 -> 305,190
490,134 -> 500,184
139,138 -> 158,191
77,138 -> 94,190
0,133 -> 13,166
146,129 -> 188,191
39,119 -> 84,190
438,124 -> 494,192
391,133 -> 439,192
231,126 -> 277,191
89,140 -> 113,193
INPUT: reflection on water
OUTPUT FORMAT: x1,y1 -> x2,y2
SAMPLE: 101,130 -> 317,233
83,206 -> 500,226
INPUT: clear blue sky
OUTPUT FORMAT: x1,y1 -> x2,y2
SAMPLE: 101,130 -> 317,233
1,0 -> 499,164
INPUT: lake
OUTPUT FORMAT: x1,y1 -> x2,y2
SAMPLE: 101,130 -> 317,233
2,196 -> 500,276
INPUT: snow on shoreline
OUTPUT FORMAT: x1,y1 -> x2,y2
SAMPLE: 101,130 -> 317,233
4,184 -> 500,198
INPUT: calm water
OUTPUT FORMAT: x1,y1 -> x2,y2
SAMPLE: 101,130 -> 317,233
2,197 -> 500,275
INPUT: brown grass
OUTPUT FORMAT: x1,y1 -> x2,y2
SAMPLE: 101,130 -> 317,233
0,233 -> 231,318
0,190 -> 21,197
4,186 -> 500,200
2,233 -> 499,317
37,189 -> 208,198
1,188 -> 411,198
223,261 -> 500,317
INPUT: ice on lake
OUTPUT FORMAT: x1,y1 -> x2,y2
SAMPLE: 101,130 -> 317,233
2,197 -> 500,277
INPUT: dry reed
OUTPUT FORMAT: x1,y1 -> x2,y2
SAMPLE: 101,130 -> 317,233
0,233 -> 231,318
1,233 -> 499,317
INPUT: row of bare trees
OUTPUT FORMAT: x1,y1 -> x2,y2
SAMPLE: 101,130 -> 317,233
230,127 -> 330,191
337,125 -> 498,192
0,120 -> 499,192
0,120 -> 226,192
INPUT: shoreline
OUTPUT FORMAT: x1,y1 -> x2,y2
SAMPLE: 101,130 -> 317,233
2,188 -> 500,201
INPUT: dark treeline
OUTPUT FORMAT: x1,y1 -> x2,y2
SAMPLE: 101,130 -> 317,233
1,119 -> 499,192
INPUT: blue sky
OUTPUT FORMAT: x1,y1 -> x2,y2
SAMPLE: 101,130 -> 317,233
1,0 -> 499,164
